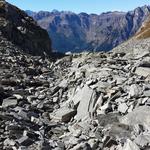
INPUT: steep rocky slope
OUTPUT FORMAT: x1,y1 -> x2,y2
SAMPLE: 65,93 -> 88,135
0,0 -> 52,55
0,46 -> 150,149
135,16 -> 150,39
27,6 -> 150,52
113,15 -> 150,58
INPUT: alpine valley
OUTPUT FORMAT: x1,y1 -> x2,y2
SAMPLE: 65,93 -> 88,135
26,6 -> 150,52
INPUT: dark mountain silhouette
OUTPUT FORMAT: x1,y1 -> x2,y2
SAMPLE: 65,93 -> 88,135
0,0 -> 52,55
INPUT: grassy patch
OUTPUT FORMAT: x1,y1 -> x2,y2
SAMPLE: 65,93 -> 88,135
136,17 -> 150,39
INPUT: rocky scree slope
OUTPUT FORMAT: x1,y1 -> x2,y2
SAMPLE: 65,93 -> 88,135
0,0 -> 52,56
0,42 -> 150,149
0,1 -> 150,150
27,6 -> 150,52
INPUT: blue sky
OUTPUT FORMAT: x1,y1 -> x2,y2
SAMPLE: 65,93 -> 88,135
7,0 -> 150,14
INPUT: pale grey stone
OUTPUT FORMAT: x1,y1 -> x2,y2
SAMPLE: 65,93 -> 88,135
53,97 -> 59,103
134,134 -> 150,148
118,103 -> 128,114
74,85 -> 96,121
50,107 -> 76,122
129,84 -> 142,98
13,94 -> 23,100
135,67 -> 150,77
122,139 -> 140,150
120,106 -> 150,126
2,98 -> 18,108
72,129 -> 82,138
59,80 -> 68,88
143,90 -> 150,97
107,123 -> 132,139
3,138 -> 16,146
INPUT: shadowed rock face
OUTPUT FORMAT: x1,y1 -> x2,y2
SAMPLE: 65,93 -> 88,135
27,6 -> 150,53
0,1 -> 52,55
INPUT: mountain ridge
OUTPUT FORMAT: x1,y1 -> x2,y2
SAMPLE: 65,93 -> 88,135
112,14 -> 150,58
26,5 -> 150,52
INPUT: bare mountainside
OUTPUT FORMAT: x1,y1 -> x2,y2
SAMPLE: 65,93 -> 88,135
0,0 -> 52,55
135,16 -> 150,39
27,6 -> 150,52
113,15 -> 150,58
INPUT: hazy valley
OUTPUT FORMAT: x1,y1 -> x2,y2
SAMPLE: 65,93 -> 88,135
27,6 -> 150,52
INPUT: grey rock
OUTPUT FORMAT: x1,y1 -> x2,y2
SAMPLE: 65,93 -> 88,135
115,77 -> 127,85
59,80 -> 68,89
88,139 -> 99,149
143,90 -> 150,97
115,98 -> 126,103
107,123 -> 132,139
139,57 -> 150,67
13,94 -> 23,100
122,139 -> 140,150
97,113 -> 120,127
50,107 -> 76,122
2,97 -> 18,108
16,136 -> 34,146
53,97 -> 59,103
103,136 -> 118,148
18,110 -> 30,121
120,106 -> 150,126
38,93 -> 46,100
95,81 -> 111,91
69,142 -> 91,150
72,129 -> 82,138
74,85 -> 97,121
135,67 -> 150,77
118,103 -> 128,114
64,136 -> 80,146
37,141 -> 51,150
134,134 -> 150,148
3,138 -> 16,146
129,84 -> 142,98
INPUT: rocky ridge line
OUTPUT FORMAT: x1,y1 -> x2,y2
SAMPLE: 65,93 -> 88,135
27,5 -> 150,52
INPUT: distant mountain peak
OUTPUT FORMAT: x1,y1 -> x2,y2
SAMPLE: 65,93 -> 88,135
26,5 -> 150,52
